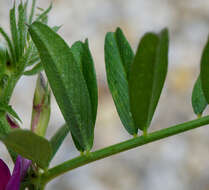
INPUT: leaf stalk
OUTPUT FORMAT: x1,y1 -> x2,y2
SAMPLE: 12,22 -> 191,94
39,114 -> 209,186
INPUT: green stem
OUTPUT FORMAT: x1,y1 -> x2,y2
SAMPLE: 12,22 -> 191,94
0,72 -> 22,104
40,115 -> 209,186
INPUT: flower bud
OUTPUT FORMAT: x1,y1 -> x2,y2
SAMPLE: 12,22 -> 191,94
31,73 -> 51,137
6,114 -> 19,129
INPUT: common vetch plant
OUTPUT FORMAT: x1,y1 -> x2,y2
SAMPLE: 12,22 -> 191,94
1,1 -> 209,189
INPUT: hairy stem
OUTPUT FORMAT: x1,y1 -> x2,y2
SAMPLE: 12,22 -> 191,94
40,115 -> 209,186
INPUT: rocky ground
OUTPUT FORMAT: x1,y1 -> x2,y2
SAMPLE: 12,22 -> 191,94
1,0 -> 209,190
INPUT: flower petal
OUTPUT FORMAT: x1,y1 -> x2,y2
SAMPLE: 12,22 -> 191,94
20,158 -> 31,179
6,156 -> 21,190
0,159 -> 11,190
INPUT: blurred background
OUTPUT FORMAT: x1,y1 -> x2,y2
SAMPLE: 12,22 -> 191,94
1,0 -> 209,189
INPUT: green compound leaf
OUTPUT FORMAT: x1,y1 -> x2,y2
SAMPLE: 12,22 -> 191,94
0,44 -> 7,78
18,2 -> 27,59
0,103 -> 22,123
29,0 -> 36,24
24,26 -> 60,68
114,28 -> 134,77
24,62 -> 43,76
29,22 -> 94,151
0,113 -> 11,136
71,39 -> 98,126
201,36 -> 209,104
0,27 -> 15,64
192,76 -> 207,116
10,3 -> 19,62
71,133 -> 85,152
36,3 -> 52,22
71,40 -> 98,151
105,27 -> 137,135
50,124 -> 70,160
1,129 -> 52,169
129,28 -> 169,133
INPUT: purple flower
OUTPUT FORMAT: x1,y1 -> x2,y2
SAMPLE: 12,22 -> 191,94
0,156 -> 31,190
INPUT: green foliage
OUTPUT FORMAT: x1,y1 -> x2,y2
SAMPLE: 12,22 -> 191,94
2,1 -> 209,188
71,40 -> 98,151
29,0 -> 36,24
105,28 -> 137,135
129,29 -> 169,133
8,1 -> 27,65
71,40 -> 98,126
1,129 -> 52,168
50,124 -> 70,160
0,0 -> 54,106
0,28 -> 15,64
36,3 -> 52,22
17,2 -> 27,59
10,3 -> 19,62
24,62 -> 43,76
0,44 -> 7,79
0,113 -> 11,135
192,76 -> 207,116
29,22 -> 95,151
105,28 -> 169,134
201,37 -> 209,104
0,0 -> 55,172
0,103 -> 21,123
